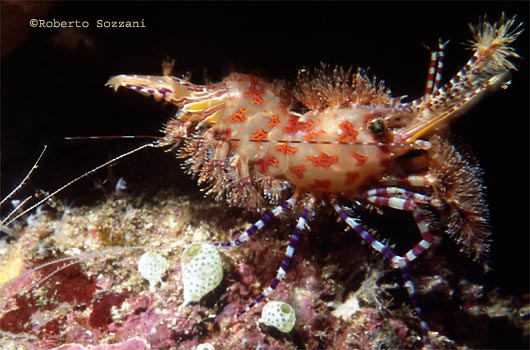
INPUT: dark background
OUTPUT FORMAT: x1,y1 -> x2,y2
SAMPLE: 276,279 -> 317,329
1,1 -> 529,296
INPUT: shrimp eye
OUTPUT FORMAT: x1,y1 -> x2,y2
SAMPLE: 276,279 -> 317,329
367,117 -> 387,135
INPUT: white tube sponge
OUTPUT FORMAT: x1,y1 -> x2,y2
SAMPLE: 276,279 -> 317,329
181,243 -> 223,305
259,301 -> 296,333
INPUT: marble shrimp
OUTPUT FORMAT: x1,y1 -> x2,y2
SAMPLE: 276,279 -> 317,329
106,15 -> 521,344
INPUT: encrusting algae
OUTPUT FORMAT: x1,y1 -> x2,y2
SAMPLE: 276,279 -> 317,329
0,186 -> 528,349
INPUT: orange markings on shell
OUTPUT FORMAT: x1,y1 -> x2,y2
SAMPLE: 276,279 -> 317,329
230,140 -> 239,149
351,152 -> 369,166
243,83 -> 264,105
337,120 -> 359,143
274,143 -> 298,156
250,128 -> 268,142
290,165 -> 306,179
256,156 -> 279,173
283,115 -> 302,134
268,115 -> 281,128
306,153 -> 339,169
284,115 -> 325,141
251,96 -> 264,105
229,106 -> 249,123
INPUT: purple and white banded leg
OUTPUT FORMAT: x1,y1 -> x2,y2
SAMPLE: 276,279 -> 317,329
213,198 -> 294,247
214,197 -> 312,316
235,204 -> 312,316
363,187 -> 435,264
334,187 -> 437,344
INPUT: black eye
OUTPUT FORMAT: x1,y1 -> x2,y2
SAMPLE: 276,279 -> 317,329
367,117 -> 387,135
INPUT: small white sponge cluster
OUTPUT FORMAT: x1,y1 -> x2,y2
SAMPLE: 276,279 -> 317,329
259,301 -> 296,333
138,251 -> 169,292
181,243 -> 223,305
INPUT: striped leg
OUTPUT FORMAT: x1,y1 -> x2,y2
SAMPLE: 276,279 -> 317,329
237,205 -> 311,317
424,39 -> 449,103
333,203 -> 432,344
333,204 -> 401,266
213,198 -> 294,247
423,48 -> 439,101
365,187 -> 432,205
394,174 -> 432,188
364,188 -> 434,264
401,266 -> 431,342
432,39 -> 449,93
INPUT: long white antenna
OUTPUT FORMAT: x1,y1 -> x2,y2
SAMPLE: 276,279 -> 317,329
4,143 -> 156,226
1,145 -> 47,208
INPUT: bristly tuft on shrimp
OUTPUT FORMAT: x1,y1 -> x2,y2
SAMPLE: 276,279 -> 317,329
295,64 -> 393,111
427,136 -> 491,270
469,13 -> 523,73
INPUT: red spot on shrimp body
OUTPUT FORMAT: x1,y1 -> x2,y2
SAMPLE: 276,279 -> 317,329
337,120 -> 359,143
290,165 -> 306,179
250,128 -> 269,145
268,115 -> 281,128
230,141 -> 239,150
243,82 -> 264,105
284,115 -> 325,141
275,143 -> 298,155
256,156 -> 279,173
229,106 -> 248,123
351,152 -> 369,166
306,153 -> 338,169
